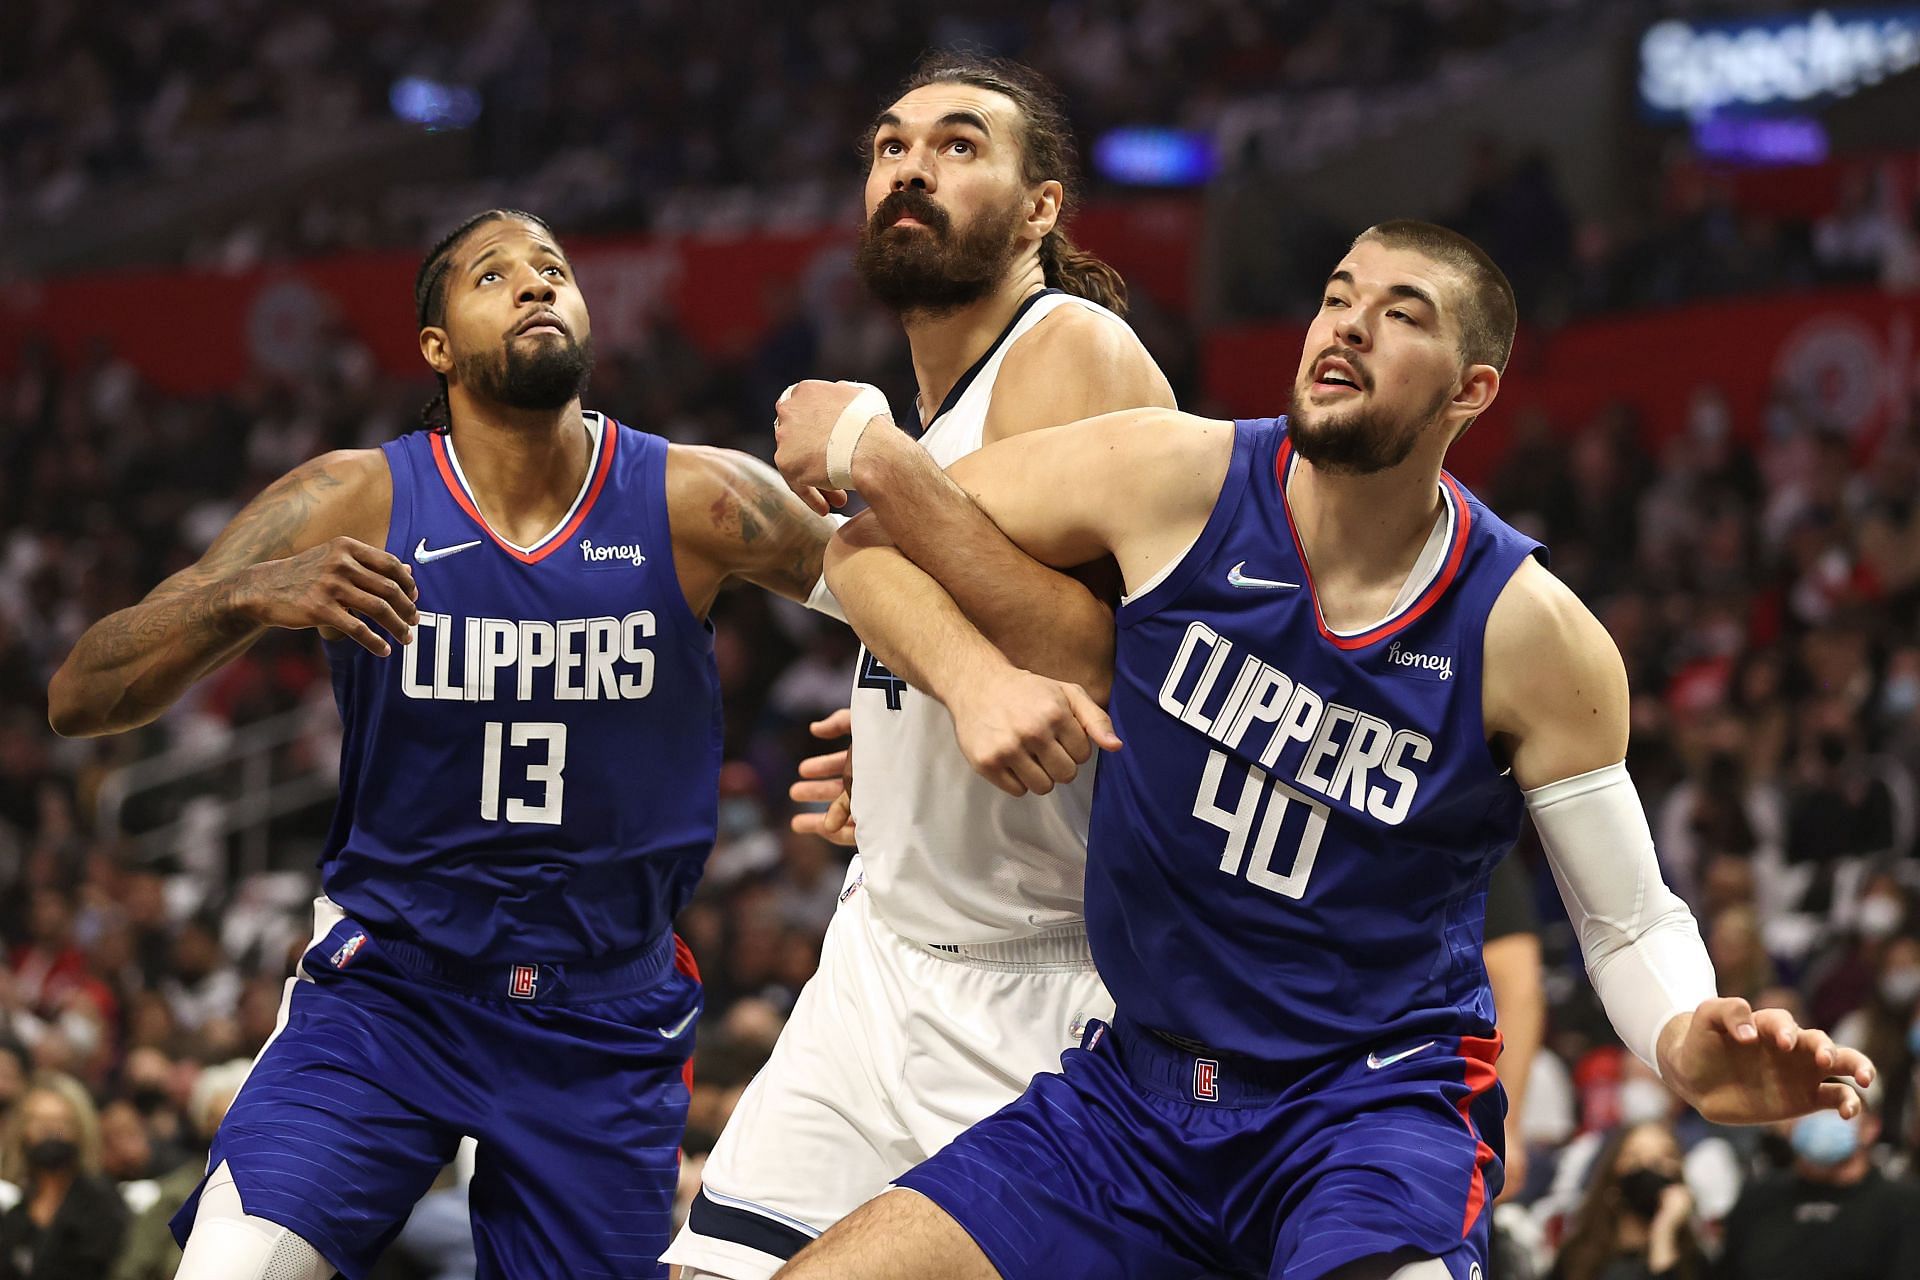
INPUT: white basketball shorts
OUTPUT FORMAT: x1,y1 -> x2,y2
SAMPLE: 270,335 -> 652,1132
661,856 -> 1112,1279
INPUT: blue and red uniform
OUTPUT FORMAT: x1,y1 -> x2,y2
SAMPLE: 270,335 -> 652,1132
899,417 -> 1544,1279
174,414 -> 721,1279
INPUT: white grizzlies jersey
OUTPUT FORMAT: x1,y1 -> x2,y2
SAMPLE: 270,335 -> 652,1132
852,289 -> 1149,944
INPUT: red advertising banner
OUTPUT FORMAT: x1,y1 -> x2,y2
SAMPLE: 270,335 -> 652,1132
1204,287 -> 1920,484
0,199 -> 1199,398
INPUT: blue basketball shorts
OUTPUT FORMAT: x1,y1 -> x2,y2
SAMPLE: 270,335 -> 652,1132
896,1016 -> 1503,1280
171,905 -> 702,1280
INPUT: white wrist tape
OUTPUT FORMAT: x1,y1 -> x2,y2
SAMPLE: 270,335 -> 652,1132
1525,760 -> 1719,1076
804,514 -> 850,623
826,383 -> 891,490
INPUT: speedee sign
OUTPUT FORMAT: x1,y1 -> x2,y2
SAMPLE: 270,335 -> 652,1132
1640,8 -> 1920,119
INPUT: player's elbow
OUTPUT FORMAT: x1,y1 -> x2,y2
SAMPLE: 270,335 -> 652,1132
46,668 -> 108,738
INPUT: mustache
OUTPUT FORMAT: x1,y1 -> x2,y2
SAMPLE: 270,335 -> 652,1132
869,189 -> 951,236
1308,345 -> 1372,392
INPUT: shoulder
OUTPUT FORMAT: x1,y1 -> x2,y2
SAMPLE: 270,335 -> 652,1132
987,300 -> 1174,440
1485,557 -> 1614,674
664,443 -> 830,556
1483,556 -> 1629,779
664,443 -> 778,511
203,447 -> 390,560
302,447 -> 390,499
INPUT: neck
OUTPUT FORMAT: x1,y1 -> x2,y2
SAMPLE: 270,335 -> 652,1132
29,1170 -> 74,1215
1614,1214 -> 1650,1252
443,397 -> 592,542
1285,443 -> 1448,593
1799,1153 -> 1870,1186
901,256 -> 1048,422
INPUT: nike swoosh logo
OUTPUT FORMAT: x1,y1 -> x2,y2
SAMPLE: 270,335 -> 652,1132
658,1007 -> 699,1040
1366,1040 -> 1437,1070
1226,561 -> 1299,591
414,537 -> 483,564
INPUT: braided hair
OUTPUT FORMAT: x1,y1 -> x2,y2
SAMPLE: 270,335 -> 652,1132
412,208 -> 557,433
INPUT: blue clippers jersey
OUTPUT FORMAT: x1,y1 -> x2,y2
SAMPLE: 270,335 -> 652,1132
1089,417 -> 1544,1064
318,415 -> 722,962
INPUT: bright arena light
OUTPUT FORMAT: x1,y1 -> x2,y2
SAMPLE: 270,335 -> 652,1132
1639,8 -> 1920,118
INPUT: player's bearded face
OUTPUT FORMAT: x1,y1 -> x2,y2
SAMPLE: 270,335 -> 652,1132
1286,349 -> 1451,476
457,328 -> 594,412
855,186 -> 1026,315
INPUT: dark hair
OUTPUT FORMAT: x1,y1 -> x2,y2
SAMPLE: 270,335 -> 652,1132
1553,1122 -> 1704,1280
412,208 -> 557,432
1352,220 -> 1517,373
870,52 -> 1127,316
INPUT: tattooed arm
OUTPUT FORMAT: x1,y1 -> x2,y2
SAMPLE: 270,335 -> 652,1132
48,449 -> 417,738
665,445 -> 835,617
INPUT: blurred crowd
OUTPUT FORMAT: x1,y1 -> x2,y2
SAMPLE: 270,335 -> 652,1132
2,0 -> 1569,268
1211,139 -> 1920,329
6,288 -> 1920,1276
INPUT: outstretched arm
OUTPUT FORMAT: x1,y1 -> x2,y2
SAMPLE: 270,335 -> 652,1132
1487,557 -> 1874,1122
48,450 -> 410,737
665,446 -> 837,618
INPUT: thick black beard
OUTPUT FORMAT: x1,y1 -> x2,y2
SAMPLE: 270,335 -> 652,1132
458,332 -> 594,412
1285,384 -> 1448,476
854,188 -> 1027,317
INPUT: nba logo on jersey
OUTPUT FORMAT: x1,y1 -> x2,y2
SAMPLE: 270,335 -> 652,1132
330,933 -> 366,970
1193,1058 -> 1220,1103
509,965 -> 539,1000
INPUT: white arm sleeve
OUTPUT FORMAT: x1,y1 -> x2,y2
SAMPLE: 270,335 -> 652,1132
803,514 -> 851,623
1524,761 -> 1719,1077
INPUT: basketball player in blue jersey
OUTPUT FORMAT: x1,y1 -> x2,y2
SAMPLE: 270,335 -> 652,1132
47,208 -> 838,1280
768,221 -> 1876,1280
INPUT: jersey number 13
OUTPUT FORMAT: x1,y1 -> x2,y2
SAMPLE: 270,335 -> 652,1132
479,721 -> 567,825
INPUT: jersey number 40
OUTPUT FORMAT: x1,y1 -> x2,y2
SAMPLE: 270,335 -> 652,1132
1193,748 -> 1328,899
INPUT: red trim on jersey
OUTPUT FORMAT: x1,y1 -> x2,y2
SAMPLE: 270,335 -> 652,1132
1273,436 -> 1473,651
1455,1032 -> 1503,1237
429,424 -> 617,564
673,933 -> 701,1094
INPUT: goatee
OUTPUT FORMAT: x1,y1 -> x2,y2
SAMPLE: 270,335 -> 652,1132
458,332 -> 595,412
855,188 -> 1026,317
1285,384 -> 1448,476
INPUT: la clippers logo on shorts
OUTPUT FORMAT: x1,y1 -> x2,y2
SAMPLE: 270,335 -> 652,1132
509,964 -> 539,1000
1193,1058 -> 1220,1102
330,933 -> 366,970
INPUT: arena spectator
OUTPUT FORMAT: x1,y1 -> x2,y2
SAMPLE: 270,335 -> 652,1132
1714,1093 -> 1920,1280
1549,1121 -> 1705,1280
111,1057 -> 248,1280
0,1072 -> 128,1279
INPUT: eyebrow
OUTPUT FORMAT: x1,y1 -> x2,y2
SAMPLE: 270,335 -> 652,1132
466,243 -> 566,275
872,109 -> 992,137
1326,270 -> 1438,312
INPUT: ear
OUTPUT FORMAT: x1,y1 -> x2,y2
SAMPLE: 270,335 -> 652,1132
1451,363 -> 1500,424
419,326 -> 453,378
1027,179 -> 1063,241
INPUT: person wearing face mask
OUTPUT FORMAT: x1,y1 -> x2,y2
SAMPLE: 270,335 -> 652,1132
1715,1084 -> 1920,1279
0,1074 -> 128,1279
1833,934 -> 1920,1145
1550,1121 -> 1703,1280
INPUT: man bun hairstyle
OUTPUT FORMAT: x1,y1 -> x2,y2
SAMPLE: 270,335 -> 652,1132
412,208 -> 558,432
1352,220 -> 1516,373
876,52 -> 1129,316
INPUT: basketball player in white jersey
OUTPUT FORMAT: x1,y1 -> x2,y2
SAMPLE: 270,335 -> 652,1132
661,54 -> 1175,1280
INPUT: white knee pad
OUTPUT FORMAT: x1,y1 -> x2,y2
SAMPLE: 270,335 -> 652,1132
174,1162 -> 337,1280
